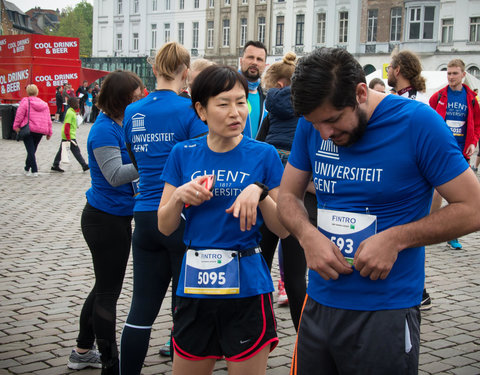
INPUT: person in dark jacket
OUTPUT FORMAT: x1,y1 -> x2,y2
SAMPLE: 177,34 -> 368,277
55,86 -> 64,123
257,51 -> 316,331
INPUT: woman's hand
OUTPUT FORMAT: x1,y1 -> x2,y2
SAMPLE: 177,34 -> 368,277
225,184 -> 263,231
174,175 -> 214,207
46,135 -> 51,140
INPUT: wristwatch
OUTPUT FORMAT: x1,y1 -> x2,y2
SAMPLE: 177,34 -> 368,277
254,181 -> 269,201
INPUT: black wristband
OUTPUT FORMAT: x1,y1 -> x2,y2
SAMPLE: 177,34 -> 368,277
254,181 -> 269,201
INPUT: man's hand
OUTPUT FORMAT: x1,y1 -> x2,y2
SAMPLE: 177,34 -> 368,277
465,144 -> 476,158
353,229 -> 400,280
300,226 -> 353,280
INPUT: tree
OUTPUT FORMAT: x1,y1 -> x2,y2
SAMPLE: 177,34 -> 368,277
47,1 -> 93,57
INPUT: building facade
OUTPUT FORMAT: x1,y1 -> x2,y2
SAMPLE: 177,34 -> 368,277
91,0 -> 480,77
93,0 -> 207,58
0,0 -> 35,35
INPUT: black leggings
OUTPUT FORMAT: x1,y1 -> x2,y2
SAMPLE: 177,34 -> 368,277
260,192 -> 317,331
53,140 -> 88,169
120,211 -> 186,375
77,202 -> 132,367
23,132 -> 43,173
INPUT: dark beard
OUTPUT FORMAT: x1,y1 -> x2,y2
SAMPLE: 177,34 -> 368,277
333,108 -> 369,147
242,67 -> 260,81
387,75 -> 396,90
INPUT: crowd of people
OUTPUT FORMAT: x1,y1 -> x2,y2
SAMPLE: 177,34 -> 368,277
11,41 -> 480,375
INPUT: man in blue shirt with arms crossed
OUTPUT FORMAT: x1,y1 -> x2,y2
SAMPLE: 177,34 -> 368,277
278,48 -> 480,375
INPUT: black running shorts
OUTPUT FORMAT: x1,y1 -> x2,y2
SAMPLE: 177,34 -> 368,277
173,293 -> 278,361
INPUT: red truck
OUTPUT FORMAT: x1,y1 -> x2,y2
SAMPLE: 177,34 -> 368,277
0,34 -> 107,115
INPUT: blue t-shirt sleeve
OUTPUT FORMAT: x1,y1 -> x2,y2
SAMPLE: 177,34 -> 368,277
288,117 -> 313,172
262,144 -> 284,189
411,104 -> 468,187
89,124 -> 120,150
161,143 -> 183,188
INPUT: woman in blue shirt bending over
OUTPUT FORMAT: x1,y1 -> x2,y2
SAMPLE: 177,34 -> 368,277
158,65 -> 288,375
121,41 -> 208,374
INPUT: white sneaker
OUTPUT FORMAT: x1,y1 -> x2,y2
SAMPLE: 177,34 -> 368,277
32,172 -> 39,177
23,170 -> 31,176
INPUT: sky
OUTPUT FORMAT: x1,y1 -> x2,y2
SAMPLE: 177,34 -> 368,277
15,0 -> 93,13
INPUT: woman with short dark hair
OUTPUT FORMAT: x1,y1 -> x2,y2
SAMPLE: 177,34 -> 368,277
66,70 -> 143,375
158,65 -> 288,375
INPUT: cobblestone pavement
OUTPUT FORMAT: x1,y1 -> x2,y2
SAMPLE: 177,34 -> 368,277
1,122 -> 480,375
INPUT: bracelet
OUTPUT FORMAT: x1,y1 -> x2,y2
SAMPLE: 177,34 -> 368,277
254,181 -> 269,201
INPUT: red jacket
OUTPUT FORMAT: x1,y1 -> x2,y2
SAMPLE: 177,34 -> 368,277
429,84 -> 480,158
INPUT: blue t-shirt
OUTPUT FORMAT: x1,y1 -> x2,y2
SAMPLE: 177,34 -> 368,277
248,91 -> 261,138
288,94 -> 468,311
445,86 -> 468,152
123,90 -> 208,212
86,112 -> 135,216
161,135 -> 284,298
85,93 -> 93,107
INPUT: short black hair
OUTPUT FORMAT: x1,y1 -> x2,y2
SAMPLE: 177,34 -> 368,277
242,40 -> 267,57
191,65 -> 248,119
67,96 -> 79,109
291,47 -> 365,116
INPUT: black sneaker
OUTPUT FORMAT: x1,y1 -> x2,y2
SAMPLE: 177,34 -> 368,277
82,165 -> 90,172
51,166 -> 65,172
420,289 -> 432,311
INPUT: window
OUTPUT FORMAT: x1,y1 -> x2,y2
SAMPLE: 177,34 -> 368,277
258,17 -> 266,44
468,66 -> 480,79
164,23 -> 170,43
179,0 -> 184,9
209,0 -> 214,7
276,16 -> 284,46
116,33 -> 122,50
225,0 -> 230,5
409,8 -> 421,39
194,0 -> 199,8
178,22 -> 184,45
470,17 -> 480,42
207,21 -> 214,48
242,0 -> 248,4
134,0 -> 139,13
151,24 -> 157,49
339,11 -> 348,43
390,7 -> 402,41
240,18 -> 248,46
193,22 -> 199,48
367,9 -> 378,42
441,19 -> 453,44
117,0 -> 122,14
317,13 -> 326,44
408,6 -> 435,40
223,19 -> 230,47
165,0 -> 170,10
296,14 -> 305,45
153,0 -> 157,11
133,33 -> 139,50
423,7 -> 434,39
